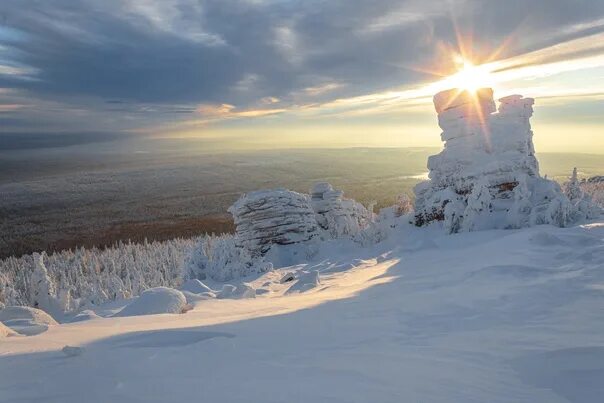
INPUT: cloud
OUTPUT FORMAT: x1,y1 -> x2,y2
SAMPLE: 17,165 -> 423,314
0,0 -> 604,134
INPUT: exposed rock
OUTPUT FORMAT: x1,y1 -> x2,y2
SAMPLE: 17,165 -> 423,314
228,189 -> 319,255
415,88 -> 577,232
310,182 -> 373,238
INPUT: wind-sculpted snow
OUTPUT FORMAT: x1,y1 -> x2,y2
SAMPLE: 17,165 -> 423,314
2,221 -> 604,402
0,306 -> 58,336
415,88 -> 599,232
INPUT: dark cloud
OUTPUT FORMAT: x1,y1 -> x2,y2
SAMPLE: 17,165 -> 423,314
0,0 -> 603,132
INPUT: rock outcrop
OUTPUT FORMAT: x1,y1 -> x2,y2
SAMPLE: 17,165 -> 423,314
228,189 -> 320,255
310,182 -> 372,238
414,88 -> 578,232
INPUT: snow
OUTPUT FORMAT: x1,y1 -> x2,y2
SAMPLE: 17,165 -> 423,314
1,220 -> 604,402
68,309 -> 101,323
62,345 -> 84,357
113,287 -> 188,317
179,279 -> 214,294
0,305 -> 58,336
217,283 -> 256,299
0,321 -> 16,337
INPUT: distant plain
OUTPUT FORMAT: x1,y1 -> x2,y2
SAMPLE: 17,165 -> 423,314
2,134 -> 603,258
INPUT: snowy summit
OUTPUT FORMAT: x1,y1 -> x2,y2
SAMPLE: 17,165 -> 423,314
1,88 -> 603,403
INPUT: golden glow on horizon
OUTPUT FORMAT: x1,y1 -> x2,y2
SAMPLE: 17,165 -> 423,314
153,26 -> 604,155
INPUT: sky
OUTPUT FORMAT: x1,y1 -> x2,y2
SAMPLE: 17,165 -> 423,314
1,0 -> 603,152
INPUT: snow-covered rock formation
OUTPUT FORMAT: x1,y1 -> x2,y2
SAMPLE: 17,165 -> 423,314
414,88 -> 585,232
228,189 -> 320,256
310,182 -> 372,238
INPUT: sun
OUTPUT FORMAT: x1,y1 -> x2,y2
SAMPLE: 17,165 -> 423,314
447,57 -> 495,93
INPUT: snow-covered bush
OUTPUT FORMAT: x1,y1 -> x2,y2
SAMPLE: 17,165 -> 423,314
185,234 -> 272,282
395,193 -> 414,217
582,180 -> 604,209
564,169 -> 603,220
0,238 -> 196,311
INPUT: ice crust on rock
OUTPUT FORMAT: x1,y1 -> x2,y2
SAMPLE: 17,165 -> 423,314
114,287 -> 188,317
228,189 -> 320,255
310,182 -> 373,238
414,88 -> 583,232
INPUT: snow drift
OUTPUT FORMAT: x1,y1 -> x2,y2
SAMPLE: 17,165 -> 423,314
114,287 -> 189,317
0,305 -> 58,336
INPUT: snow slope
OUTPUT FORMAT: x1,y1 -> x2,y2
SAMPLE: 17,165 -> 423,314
1,221 -> 604,402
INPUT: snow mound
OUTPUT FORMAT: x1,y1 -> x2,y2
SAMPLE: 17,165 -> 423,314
228,189 -> 320,256
0,306 -> 58,336
286,270 -> 321,294
180,279 -> 214,294
114,287 -> 188,317
311,182 -> 373,238
182,290 -> 216,304
415,88 -> 583,233
68,310 -> 101,323
62,345 -> 84,357
217,284 -> 256,299
0,321 -> 17,337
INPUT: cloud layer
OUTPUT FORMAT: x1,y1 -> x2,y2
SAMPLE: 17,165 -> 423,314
1,0 -> 604,134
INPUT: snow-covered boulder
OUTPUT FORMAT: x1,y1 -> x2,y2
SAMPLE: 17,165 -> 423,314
310,182 -> 372,238
0,306 -> 58,336
114,287 -> 188,317
229,189 -> 320,255
414,88 -> 580,232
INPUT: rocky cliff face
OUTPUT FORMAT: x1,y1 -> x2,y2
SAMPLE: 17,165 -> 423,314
414,88 -> 578,232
